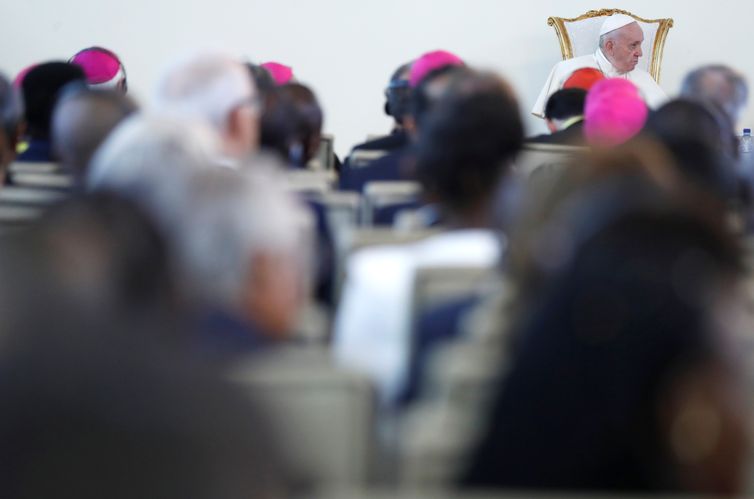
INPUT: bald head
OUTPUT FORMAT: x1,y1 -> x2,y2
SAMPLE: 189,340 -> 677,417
681,65 -> 748,124
599,22 -> 644,73
52,88 -> 137,179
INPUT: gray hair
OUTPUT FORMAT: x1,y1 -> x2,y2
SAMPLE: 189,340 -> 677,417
87,114 -> 219,232
52,88 -> 137,178
151,52 -> 255,134
174,161 -> 309,309
681,65 -> 748,124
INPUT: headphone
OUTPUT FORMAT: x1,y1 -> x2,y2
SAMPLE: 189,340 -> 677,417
69,46 -> 128,93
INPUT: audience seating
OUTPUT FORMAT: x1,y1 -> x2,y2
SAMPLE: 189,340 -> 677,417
513,143 -> 585,179
229,346 -> 376,486
11,172 -> 74,190
8,161 -> 62,175
285,169 -> 337,194
347,149 -> 389,170
308,134 -> 336,171
361,181 -> 422,226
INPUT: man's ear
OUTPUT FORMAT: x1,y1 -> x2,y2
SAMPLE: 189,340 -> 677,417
403,115 -> 418,140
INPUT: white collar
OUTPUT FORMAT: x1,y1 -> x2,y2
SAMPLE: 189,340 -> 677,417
595,48 -> 629,78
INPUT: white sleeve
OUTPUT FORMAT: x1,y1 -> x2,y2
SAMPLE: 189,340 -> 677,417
531,64 -> 560,119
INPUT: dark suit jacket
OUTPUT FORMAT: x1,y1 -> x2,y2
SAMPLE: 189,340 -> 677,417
350,129 -> 409,153
526,120 -> 585,146
338,147 -> 414,193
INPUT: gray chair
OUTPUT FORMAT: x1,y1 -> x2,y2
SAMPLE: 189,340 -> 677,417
347,149 -> 389,170
285,169 -> 337,195
514,143 -> 585,179
228,346 -> 376,486
361,181 -> 421,226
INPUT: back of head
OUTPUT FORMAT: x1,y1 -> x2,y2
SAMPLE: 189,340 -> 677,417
681,65 -> 748,124
415,72 -> 524,217
563,67 -> 606,91
464,173 -> 745,492
152,52 -> 255,134
21,61 -> 85,140
384,62 -> 412,125
584,78 -> 647,146
0,72 -> 23,167
88,114 -> 219,233
172,163 -> 308,334
544,88 -> 587,121
70,46 -> 128,92
279,83 -> 323,166
645,99 -> 738,201
246,62 -> 276,99
52,86 -> 138,178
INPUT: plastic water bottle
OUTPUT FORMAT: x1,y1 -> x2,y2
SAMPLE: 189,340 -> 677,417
740,128 -> 752,154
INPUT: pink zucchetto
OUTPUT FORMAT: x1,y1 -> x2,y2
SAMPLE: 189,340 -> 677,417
70,47 -> 127,91
409,50 -> 464,88
584,78 -> 648,146
261,62 -> 294,86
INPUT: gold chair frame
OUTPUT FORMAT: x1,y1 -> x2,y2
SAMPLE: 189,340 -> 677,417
547,8 -> 673,82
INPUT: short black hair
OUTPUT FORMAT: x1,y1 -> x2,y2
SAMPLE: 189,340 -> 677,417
410,64 -> 469,128
544,88 -> 587,121
21,61 -> 85,139
414,73 -> 524,213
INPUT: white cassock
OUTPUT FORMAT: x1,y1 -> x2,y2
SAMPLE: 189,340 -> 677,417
531,48 -> 668,118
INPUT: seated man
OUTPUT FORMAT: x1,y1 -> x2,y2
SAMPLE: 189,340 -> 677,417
338,50 -> 465,194
17,62 -> 86,162
527,88 -> 587,145
52,86 -> 138,185
0,73 -> 23,182
532,13 -> 666,118
151,52 -> 260,166
334,71 -> 524,406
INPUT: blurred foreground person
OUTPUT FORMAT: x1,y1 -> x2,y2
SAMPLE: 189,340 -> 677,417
0,240 -> 293,499
0,73 -> 23,178
17,62 -> 85,163
52,86 -> 138,185
152,52 -> 260,165
462,144 -> 750,494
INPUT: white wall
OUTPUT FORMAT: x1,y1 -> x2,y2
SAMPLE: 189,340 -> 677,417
3,0 -> 752,157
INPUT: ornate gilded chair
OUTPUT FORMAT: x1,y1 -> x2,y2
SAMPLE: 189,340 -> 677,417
547,8 -> 673,82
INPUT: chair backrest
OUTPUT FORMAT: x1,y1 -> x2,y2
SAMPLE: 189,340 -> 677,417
362,181 -> 422,226
11,172 -> 74,190
348,149 -> 389,170
412,266 -> 495,317
8,161 -> 62,175
514,143 -> 585,179
547,8 -> 673,82
310,190 -> 362,234
0,186 -> 67,206
308,134 -> 335,171
228,347 -> 375,486
285,169 -> 337,195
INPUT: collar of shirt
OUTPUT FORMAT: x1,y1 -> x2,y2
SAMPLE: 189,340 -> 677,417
595,48 -> 629,78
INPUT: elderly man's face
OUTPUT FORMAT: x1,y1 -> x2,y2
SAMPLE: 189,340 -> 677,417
605,22 -> 644,73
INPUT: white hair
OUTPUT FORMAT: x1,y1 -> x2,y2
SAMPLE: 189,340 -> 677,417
174,159 -> 311,309
87,114 -> 220,232
151,52 -> 254,134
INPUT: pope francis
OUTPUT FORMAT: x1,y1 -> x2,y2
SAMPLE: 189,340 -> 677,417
532,13 -> 667,117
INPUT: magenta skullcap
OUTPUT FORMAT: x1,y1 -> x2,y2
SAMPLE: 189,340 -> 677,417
409,50 -> 464,88
70,47 -> 124,86
13,64 -> 37,89
261,62 -> 293,86
584,78 -> 648,146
